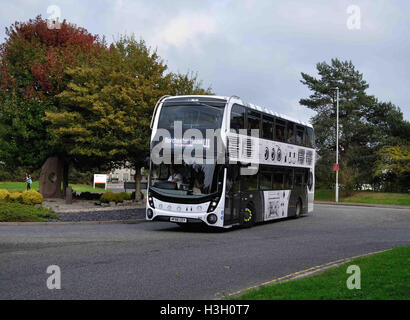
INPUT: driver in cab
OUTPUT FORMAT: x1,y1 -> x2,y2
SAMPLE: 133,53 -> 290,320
168,167 -> 182,187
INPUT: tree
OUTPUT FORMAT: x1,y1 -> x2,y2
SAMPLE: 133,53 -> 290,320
0,95 -> 52,169
45,36 -> 212,200
365,101 -> 410,145
374,145 -> 410,192
168,72 -> 212,96
0,15 -> 104,192
300,58 -> 410,191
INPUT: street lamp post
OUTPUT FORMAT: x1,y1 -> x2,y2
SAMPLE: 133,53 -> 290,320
335,87 -> 339,203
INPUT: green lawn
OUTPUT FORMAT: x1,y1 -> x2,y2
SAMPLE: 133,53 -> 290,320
0,181 -> 105,193
315,189 -> 336,201
0,202 -> 58,222
315,189 -> 410,206
234,246 -> 410,300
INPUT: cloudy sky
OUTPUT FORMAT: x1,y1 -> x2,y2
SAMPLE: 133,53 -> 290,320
1,0 -> 409,122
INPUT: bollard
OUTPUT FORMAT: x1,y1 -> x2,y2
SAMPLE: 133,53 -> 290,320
65,186 -> 73,204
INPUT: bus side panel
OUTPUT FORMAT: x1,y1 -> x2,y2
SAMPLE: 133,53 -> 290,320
250,191 -> 264,223
262,190 -> 292,221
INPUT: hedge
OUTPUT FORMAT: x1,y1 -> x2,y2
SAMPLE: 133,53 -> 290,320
100,191 -> 132,203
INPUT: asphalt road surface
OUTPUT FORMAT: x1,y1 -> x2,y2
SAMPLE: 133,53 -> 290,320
0,204 -> 409,299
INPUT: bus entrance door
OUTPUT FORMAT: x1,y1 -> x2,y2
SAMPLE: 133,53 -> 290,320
224,190 -> 241,226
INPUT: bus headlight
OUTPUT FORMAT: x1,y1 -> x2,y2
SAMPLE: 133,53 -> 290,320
207,197 -> 220,212
148,194 -> 155,208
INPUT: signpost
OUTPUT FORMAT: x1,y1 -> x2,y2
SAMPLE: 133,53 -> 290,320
335,87 -> 339,203
93,174 -> 108,190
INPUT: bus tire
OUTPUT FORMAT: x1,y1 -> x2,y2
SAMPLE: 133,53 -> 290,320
241,204 -> 255,228
294,199 -> 302,218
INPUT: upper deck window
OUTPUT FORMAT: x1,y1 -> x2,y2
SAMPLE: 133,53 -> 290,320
306,127 -> 315,148
157,102 -> 224,133
275,119 -> 286,142
262,115 -> 274,140
296,125 -> 305,145
247,110 -> 261,137
287,122 -> 295,144
230,104 -> 246,133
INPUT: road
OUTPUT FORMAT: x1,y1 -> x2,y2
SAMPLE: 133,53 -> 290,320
0,204 -> 409,299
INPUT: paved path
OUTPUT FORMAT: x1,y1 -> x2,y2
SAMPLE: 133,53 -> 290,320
0,204 -> 409,299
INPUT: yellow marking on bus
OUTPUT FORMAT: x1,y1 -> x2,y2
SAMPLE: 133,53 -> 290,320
224,249 -> 387,298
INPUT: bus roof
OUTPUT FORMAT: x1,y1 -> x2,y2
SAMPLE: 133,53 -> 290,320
163,95 -> 313,129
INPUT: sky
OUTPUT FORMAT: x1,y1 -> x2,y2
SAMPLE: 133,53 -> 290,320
1,0 -> 409,123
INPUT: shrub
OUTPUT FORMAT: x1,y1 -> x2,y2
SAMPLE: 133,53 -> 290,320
0,189 -> 10,201
114,193 -> 124,203
100,191 -> 132,203
8,191 -> 22,203
21,190 -> 43,205
118,192 -> 131,202
100,191 -> 117,203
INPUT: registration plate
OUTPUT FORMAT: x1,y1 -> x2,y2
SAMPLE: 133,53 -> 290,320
170,217 -> 187,223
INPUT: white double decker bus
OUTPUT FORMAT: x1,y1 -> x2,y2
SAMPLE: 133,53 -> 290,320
146,95 -> 315,228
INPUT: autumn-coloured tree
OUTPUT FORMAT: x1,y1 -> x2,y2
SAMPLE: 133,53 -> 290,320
46,36 -> 212,199
374,145 -> 410,192
0,15 -> 104,99
0,15 -> 105,192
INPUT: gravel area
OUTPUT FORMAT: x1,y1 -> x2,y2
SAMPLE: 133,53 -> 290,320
51,208 -> 146,222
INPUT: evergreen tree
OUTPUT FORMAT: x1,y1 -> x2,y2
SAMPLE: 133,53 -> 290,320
300,58 -> 409,190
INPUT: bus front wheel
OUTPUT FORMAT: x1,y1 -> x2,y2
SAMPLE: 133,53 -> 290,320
241,205 -> 255,228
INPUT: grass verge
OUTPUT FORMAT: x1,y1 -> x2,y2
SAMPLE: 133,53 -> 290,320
234,246 -> 410,300
0,202 -> 59,222
315,189 -> 410,206
0,181 -> 105,193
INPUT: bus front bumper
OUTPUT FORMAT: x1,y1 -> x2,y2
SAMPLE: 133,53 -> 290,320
146,207 -> 225,227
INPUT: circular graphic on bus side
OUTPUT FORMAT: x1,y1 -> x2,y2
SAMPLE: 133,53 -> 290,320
277,148 -> 282,162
